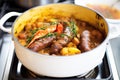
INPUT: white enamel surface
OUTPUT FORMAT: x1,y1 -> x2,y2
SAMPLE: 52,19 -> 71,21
108,23 -> 120,39
0,12 -> 21,33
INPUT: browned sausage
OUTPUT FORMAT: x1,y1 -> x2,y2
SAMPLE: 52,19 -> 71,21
50,36 -> 70,54
50,27 -> 72,54
80,30 -> 103,52
28,36 -> 55,52
80,30 -> 91,52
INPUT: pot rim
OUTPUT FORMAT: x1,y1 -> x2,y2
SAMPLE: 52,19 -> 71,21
11,3 -> 110,58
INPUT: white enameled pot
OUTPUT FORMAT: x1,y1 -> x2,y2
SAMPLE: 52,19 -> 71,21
0,4 -> 119,78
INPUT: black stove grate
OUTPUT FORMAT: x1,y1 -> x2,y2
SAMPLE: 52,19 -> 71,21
8,53 -> 113,80
20,66 -> 98,79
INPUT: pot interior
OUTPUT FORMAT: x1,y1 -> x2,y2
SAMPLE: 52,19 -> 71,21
13,4 -> 108,37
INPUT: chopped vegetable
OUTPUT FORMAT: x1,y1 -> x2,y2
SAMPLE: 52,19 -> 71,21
67,42 -> 77,47
60,47 -> 81,56
56,23 -> 63,34
19,39 -> 26,46
72,37 -> 80,45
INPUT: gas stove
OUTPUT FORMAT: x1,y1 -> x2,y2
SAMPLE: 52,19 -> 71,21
0,0 -> 119,80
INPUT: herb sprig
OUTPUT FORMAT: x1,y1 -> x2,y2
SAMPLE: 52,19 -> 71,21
70,20 -> 77,37
42,32 -> 57,38
60,33 -> 70,38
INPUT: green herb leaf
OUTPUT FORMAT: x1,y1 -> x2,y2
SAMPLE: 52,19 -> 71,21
41,32 -> 57,38
30,28 -> 38,34
70,20 -> 77,36
60,33 -> 69,38
26,35 -> 34,44
40,27 -> 46,30
51,22 -> 58,25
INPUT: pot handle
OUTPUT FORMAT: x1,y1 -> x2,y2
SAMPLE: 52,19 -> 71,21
108,23 -> 120,39
0,12 -> 21,33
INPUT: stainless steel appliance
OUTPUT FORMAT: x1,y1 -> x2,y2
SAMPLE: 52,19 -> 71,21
0,0 -> 119,80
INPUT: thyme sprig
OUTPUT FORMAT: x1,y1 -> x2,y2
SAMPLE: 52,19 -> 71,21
42,32 -> 57,38
70,20 -> 77,37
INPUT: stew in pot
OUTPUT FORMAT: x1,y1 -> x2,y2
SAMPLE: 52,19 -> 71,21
17,16 -> 104,56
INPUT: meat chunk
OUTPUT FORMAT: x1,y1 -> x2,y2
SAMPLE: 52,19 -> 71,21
80,30 -> 91,52
49,27 -> 72,54
79,30 -> 103,52
28,37 -> 55,52
50,36 -> 70,54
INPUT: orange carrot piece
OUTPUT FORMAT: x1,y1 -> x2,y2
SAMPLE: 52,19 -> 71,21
56,23 -> 63,34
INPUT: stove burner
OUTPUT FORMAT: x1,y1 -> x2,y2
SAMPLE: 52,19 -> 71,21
20,65 -> 98,79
